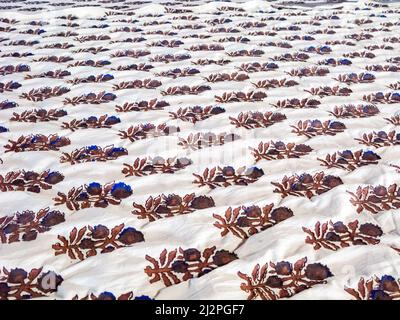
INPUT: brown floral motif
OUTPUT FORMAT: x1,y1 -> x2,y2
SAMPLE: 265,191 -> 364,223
189,44 -> 224,51
10,109 -> 67,122
4,134 -> 70,152
169,105 -> 225,123
61,115 -> 120,131
303,220 -> 382,251
365,65 -> 399,72
213,204 -> 294,240
0,81 -> 21,92
355,131 -> 400,148
0,208 -> 65,243
118,123 -> 180,142
67,74 -> 113,85
250,141 -> 312,162
229,111 -> 286,129
112,63 -> 153,72
345,276 -> 400,300
238,257 -> 333,300
0,64 -> 30,76
161,85 -> 211,96
318,150 -> 381,171
132,193 -> 215,222
19,86 -> 70,101
52,224 -> 144,261
0,268 -> 63,300
236,62 -> 278,73
388,81 -> 400,90
24,69 -> 71,80
178,132 -> 240,150
334,73 -> 376,84
155,68 -> 199,78
72,291 -> 147,300
291,120 -> 346,138
149,53 -> 191,63
112,79 -> 162,90
63,91 -> 116,105
329,104 -> 379,118
110,49 -> 150,58
363,92 -> 400,104
0,170 -> 64,193
122,157 -> 192,177
385,115 -> 400,126
227,49 -> 264,57
347,184 -> 400,214
271,98 -> 321,109
192,58 -> 231,66
272,172 -> 343,199
252,78 -> 298,89
215,91 -> 267,103
193,166 -> 264,189
54,182 -> 133,211
115,99 -> 169,112
304,86 -> 352,98
60,145 -> 128,165
272,53 -> 309,62
204,72 -> 249,83
144,247 -> 237,287
286,66 -> 329,77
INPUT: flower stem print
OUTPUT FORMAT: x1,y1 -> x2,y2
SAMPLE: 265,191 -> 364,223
329,104 -> 379,119
347,184 -> 400,214
10,109 -> 67,122
52,224 -> 144,261
0,170 -> 64,193
291,119 -> 346,138
178,132 -> 239,150
250,141 -> 312,162
60,145 -> 127,164
4,134 -> 70,152
169,105 -> 225,123
61,115 -> 120,131
303,220 -> 382,251
215,91 -> 267,103
122,157 -> 192,177
144,247 -> 237,287
229,111 -> 286,129
213,204 -> 294,239
318,149 -> 381,171
115,99 -> 169,112
238,257 -> 333,300
345,276 -> 400,300
132,193 -> 215,222
0,268 -> 63,300
72,291 -> 152,300
193,166 -> 264,189
272,172 -> 343,199
0,208 -> 65,243
54,182 -> 132,211
118,123 -> 180,142
63,91 -> 116,105
20,86 -> 70,101
271,98 -> 321,109
355,131 -> 400,148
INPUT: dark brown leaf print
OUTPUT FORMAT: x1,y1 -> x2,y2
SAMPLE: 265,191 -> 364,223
345,276 -> 400,300
122,157 -> 192,177
238,257 -> 333,300
303,220 -> 382,251
250,141 -> 312,162
4,134 -> 70,152
132,193 -> 215,222
52,224 -> 144,261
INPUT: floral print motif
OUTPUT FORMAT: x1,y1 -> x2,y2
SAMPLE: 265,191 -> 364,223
0,170 -> 64,193
345,276 -> 400,300
54,182 -> 133,211
52,224 -> 144,261
0,208 -> 65,243
132,193 -> 215,222
303,220 -> 382,251
213,204 -> 293,240
238,257 -> 333,300
145,247 -> 237,287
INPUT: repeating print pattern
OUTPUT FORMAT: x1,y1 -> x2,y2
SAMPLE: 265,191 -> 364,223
0,0 -> 399,300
